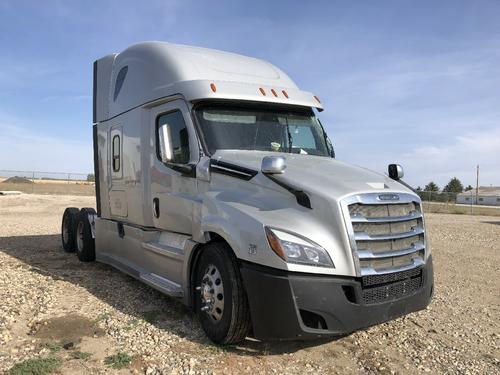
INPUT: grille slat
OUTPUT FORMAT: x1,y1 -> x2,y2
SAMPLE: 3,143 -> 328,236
350,210 -> 422,223
349,202 -> 416,218
357,242 -> 424,259
354,227 -> 424,241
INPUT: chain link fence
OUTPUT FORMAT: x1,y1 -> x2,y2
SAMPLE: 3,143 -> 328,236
418,190 -> 500,216
0,170 -> 95,196
1,169 -> 499,216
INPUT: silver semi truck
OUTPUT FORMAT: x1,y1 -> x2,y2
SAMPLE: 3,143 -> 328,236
61,41 -> 433,344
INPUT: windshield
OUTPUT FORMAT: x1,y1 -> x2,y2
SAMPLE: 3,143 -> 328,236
194,104 -> 331,157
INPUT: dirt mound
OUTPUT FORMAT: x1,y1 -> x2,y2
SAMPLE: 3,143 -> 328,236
2,176 -> 33,184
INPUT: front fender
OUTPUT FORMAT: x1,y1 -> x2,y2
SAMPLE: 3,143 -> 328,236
199,190 -> 288,270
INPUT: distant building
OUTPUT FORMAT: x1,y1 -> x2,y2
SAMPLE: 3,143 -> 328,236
456,187 -> 500,206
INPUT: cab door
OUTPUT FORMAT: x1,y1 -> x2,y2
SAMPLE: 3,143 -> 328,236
149,99 -> 199,234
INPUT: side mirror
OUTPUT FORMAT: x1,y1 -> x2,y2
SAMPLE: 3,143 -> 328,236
261,156 -> 286,174
158,123 -> 173,163
388,164 -> 404,180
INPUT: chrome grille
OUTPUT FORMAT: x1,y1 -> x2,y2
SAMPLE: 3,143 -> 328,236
342,193 -> 426,276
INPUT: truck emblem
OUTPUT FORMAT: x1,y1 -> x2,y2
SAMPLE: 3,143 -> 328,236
378,193 -> 399,201
248,244 -> 257,255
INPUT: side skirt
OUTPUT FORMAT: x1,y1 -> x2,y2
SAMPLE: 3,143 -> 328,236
94,218 -> 198,302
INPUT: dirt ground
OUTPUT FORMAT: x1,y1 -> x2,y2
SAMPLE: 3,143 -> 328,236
0,194 -> 498,374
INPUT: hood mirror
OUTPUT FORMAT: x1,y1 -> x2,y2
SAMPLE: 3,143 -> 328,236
262,156 -> 286,174
388,164 -> 404,180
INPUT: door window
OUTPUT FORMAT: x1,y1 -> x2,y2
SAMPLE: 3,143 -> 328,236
112,134 -> 120,172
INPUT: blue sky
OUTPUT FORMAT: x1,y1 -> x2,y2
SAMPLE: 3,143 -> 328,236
0,0 -> 499,188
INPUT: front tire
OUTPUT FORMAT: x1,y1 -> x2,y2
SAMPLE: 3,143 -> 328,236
75,208 -> 96,262
194,242 -> 252,344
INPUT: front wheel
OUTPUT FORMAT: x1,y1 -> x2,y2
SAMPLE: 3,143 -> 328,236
194,242 -> 252,344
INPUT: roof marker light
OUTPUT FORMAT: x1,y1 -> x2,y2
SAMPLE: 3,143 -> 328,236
259,87 -> 266,96
271,89 -> 278,97
314,95 -> 321,104
210,83 -> 217,92
282,90 -> 289,98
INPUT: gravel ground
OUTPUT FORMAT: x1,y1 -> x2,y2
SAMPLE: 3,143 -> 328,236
0,194 -> 498,374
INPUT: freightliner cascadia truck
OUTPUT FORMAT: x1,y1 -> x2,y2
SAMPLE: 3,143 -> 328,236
61,42 -> 433,344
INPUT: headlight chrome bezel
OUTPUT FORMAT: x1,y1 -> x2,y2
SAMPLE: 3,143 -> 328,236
265,227 -> 335,268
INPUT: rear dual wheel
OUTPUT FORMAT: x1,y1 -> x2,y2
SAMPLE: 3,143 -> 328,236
194,242 -> 252,344
61,207 -> 96,261
75,208 -> 96,262
61,207 -> 80,252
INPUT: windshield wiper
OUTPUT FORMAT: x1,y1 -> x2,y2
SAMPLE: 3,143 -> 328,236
285,117 -> 293,153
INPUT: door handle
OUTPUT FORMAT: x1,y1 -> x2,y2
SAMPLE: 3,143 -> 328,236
153,198 -> 160,218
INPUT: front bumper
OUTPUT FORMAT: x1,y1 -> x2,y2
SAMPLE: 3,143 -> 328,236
240,256 -> 433,340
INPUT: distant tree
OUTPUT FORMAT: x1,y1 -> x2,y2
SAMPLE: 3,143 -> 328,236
443,177 -> 463,193
87,174 -> 95,182
416,186 -> 422,192
465,184 -> 473,191
424,182 -> 439,192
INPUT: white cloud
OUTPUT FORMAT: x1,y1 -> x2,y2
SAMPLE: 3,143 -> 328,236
400,128 -> 500,188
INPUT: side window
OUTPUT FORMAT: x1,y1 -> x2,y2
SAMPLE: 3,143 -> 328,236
113,66 -> 128,101
112,135 -> 120,172
157,111 -> 190,165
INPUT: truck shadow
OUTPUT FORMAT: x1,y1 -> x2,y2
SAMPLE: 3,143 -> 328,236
0,234 -> 339,356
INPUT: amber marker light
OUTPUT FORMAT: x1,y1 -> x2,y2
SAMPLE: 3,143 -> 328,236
259,87 -> 266,96
210,83 -> 217,92
314,95 -> 321,103
271,88 -> 278,97
265,227 -> 286,261
282,90 -> 289,98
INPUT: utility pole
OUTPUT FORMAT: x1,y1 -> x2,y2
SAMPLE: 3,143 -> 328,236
476,165 -> 479,205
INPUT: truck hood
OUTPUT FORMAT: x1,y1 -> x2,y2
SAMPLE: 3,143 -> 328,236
211,150 -> 413,199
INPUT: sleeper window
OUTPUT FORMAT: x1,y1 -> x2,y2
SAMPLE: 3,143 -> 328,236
157,111 -> 190,165
114,66 -> 128,101
112,135 -> 120,172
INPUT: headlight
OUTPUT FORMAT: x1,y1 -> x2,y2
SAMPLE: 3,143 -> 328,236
265,227 -> 334,268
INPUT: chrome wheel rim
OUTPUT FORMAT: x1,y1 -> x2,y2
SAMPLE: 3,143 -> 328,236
200,264 -> 224,321
76,221 -> 84,252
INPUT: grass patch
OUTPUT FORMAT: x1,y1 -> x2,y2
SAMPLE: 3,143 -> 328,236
72,351 -> 92,360
96,312 -> 109,322
41,342 -> 63,353
9,357 -> 61,375
104,352 -> 132,369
